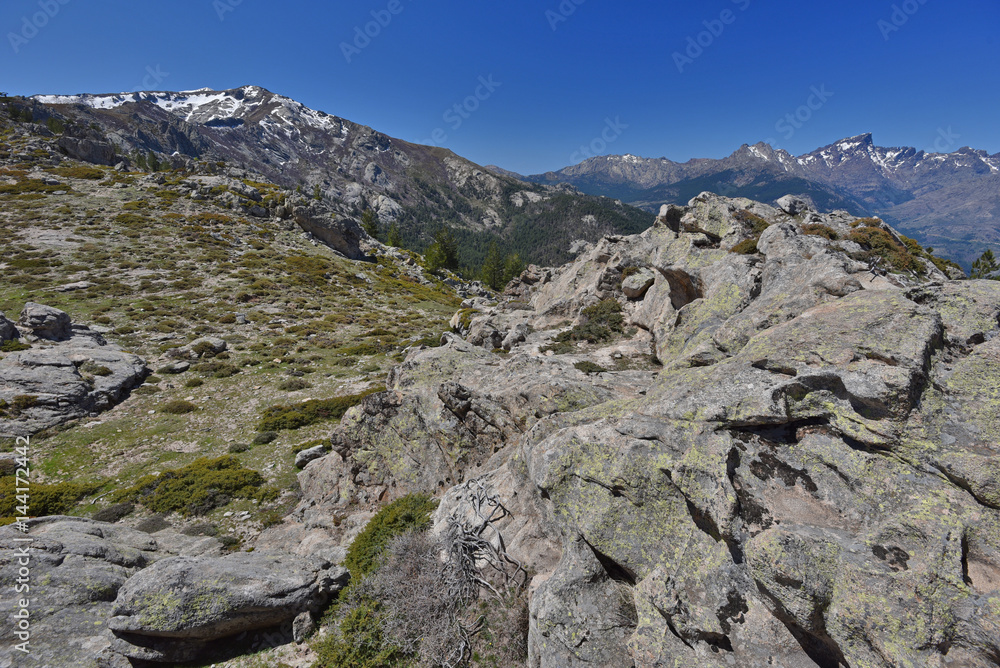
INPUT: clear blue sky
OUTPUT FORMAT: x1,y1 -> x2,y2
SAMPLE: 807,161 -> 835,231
2,0 -> 998,174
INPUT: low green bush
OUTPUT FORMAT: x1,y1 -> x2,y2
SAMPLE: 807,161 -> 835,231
161,400 -> 197,414
111,455 -> 277,516
801,223 -> 839,240
258,386 -> 384,432
0,478 -> 100,520
574,361 -> 608,374
0,340 -> 30,353
542,299 -> 624,352
343,493 -> 438,579
730,238 -> 759,255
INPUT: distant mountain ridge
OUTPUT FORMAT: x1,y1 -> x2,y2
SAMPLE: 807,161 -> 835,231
30,86 -> 651,268
520,134 -> 1000,268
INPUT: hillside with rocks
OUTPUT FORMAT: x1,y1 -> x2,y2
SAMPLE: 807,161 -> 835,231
3,110 -> 999,668
13,88 -> 651,269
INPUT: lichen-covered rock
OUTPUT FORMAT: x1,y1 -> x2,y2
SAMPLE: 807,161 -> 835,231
256,194 -> 999,667
0,315 -> 148,437
107,552 -> 346,662
0,517 -> 219,668
292,202 -> 367,260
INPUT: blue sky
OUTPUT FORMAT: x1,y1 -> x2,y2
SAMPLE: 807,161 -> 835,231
2,0 -> 997,174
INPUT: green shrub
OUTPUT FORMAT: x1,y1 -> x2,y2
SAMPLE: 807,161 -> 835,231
228,442 -> 251,454
162,400 -> 197,414
801,223 -> 839,240
258,386 -> 384,432
184,378 -> 204,388
111,455 -> 277,516
343,493 -> 439,579
48,165 -> 104,180
542,299 -> 624,352
734,209 -> 771,235
253,431 -> 279,445
847,221 -> 924,274
80,361 -> 113,377
278,378 -> 311,392
311,599 -> 404,668
0,478 -> 100,519
730,238 -> 759,255
0,340 -> 30,353
574,361 -> 608,374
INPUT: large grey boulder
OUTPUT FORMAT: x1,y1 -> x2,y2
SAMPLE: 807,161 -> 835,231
0,517 -> 215,668
56,136 -> 117,165
107,552 -> 347,663
776,194 -> 810,215
17,302 -> 72,341
0,307 -> 148,437
0,311 -> 17,342
293,202 -> 367,260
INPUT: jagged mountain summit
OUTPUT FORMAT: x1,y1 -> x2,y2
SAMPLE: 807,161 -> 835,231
523,133 -> 1000,268
27,86 -> 650,267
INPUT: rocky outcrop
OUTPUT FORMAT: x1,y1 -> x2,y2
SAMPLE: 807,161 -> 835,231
292,202 -> 367,260
0,305 -> 148,437
0,312 -> 17,342
0,517 -> 221,668
17,302 -> 72,341
56,136 -> 117,165
269,194 -> 1000,667
107,553 -> 347,663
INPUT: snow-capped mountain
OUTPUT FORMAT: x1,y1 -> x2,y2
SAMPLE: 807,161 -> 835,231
30,85 -> 651,267
524,133 -> 1000,268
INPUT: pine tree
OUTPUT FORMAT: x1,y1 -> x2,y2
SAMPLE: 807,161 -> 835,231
481,241 -> 505,290
970,249 -> 999,279
386,222 -> 403,247
434,227 -> 459,270
361,209 -> 379,239
424,241 -> 447,273
503,253 -> 525,285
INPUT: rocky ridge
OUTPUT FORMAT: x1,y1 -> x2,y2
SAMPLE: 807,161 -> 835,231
271,192 -> 1000,667
2,191 -> 999,667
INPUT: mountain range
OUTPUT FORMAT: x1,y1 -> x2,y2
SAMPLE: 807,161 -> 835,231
22,86 -> 1000,271
520,134 -> 1000,269
26,86 -> 649,269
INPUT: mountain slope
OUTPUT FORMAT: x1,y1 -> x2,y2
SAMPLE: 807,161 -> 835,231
526,133 -> 1000,268
26,87 -> 651,269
